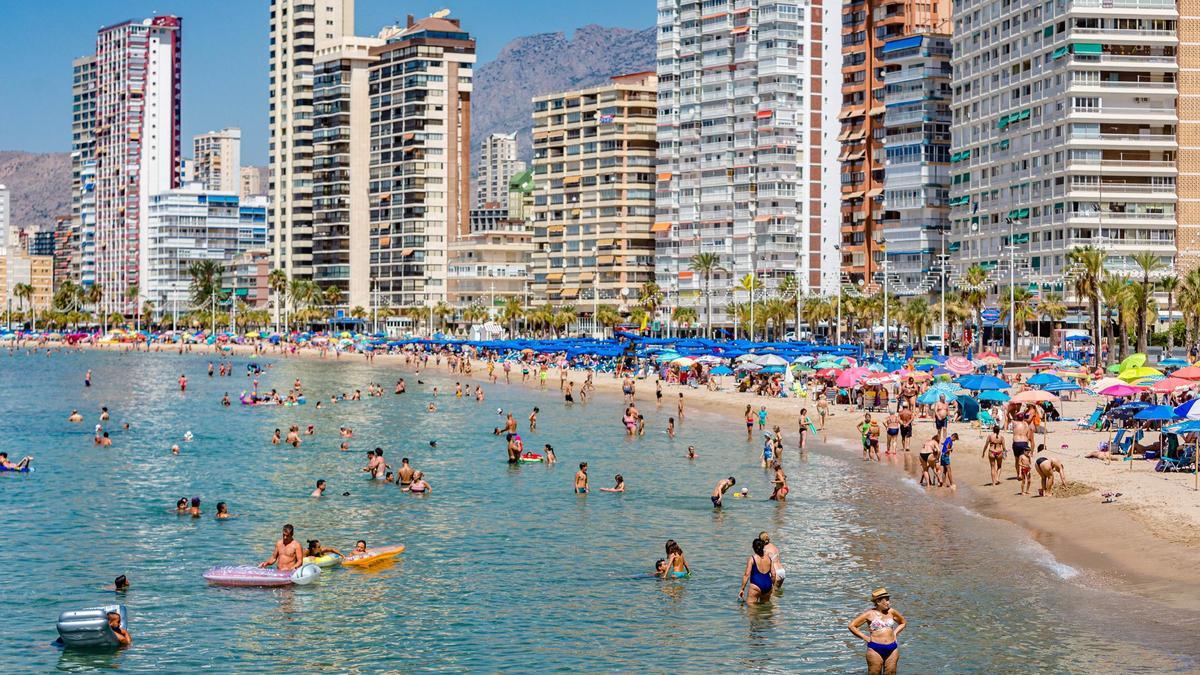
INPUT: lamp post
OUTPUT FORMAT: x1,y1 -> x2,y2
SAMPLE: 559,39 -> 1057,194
940,234 -> 948,350
1006,217 -> 1018,361
881,258 -> 890,354
592,244 -> 600,339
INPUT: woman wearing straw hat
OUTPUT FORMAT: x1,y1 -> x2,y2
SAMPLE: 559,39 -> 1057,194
848,587 -> 906,675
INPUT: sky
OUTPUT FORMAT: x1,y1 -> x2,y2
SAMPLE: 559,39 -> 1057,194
0,0 -> 654,164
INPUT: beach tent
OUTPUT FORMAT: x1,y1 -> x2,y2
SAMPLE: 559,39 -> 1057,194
956,394 -> 980,421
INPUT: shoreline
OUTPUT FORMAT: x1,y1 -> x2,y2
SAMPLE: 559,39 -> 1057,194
32,340 -> 1200,609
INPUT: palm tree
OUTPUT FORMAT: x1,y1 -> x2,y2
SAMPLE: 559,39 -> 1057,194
638,282 -> 663,333
595,304 -> 622,337
689,252 -> 722,338
801,296 -> 833,340
1001,286 -> 1037,355
901,297 -> 932,346
554,304 -> 578,337
960,265 -> 989,351
12,282 -> 33,315
1036,292 -> 1067,344
1180,269 -> 1200,353
1131,251 -> 1164,353
1159,276 -> 1179,353
1100,274 -> 1131,360
141,299 -> 156,329
350,305 -> 368,320
500,297 -> 524,337
323,285 -> 343,311
763,297 -> 792,340
188,261 -> 224,311
672,306 -> 699,336
1068,246 -> 1107,364
268,268 -> 288,330
735,274 -> 764,340
627,306 -> 649,333
432,301 -> 452,334
778,273 -> 801,336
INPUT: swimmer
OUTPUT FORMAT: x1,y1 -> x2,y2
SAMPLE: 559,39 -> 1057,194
662,540 -> 690,578
529,407 -> 539,431
179,374 -> 187,392
97,431 -> 112,447
305,425 -> 315,436
68,410 -> 83,423
0,453 -> 33,471
738,537 -> 776,604
285,426 -> 301,447
107,611 -> 132,647
655,559 -> 667,576
184,431 -> 193,442
221,393 -> 231,407
100,407 -> 110,421
339,441 -> 350,452
175,497 -> 188,514
427,402 -> 436,412
848,588 -> 906,675
260,524 -> 304,571
667,417 -> 675,439
600,474 -> 625,493
311,479 -> 327,497
407,471 -> 430,493
109,574 -> 130,592
687,445 -> 697,459
271,428 -> 282,445
171,444 -> 180,455
397,458 -> 414,486
543,444 -> 557,464
575,462 -> 589,493
351,540 -> 368,555
215,501 -> 232,519
305,539 -> 344,559
711,476 -> 736,508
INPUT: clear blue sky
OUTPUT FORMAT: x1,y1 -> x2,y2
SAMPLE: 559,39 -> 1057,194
0,0 -> 653,164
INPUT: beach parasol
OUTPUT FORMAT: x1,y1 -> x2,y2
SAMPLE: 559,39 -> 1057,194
894,369 -> 931,381
1174,399 -> 1200,420
1119,353 -> 1148,371
955,374 -> 1009,391
1032,351 -> 1061,362
1172,365 -> 1200,381
977,390 -> 1010,402
1099,384 -> 1143,397
710,365 -> 733,375
862,374 -> 898,387
816,367 -> 842,379
1119,366 -> 1162,382
1055,359 -> 1082,369
836,367 -> 871,388
1150,377 -> 1195,394
761,365 -> 786,374
752,354 -> 789,367
1133,405 -> 1181,422
1043,381 -> 1081,393
671,356 -> 697,367
737,362 -> 763,372
1159,358 -> 1190,369
1165,419 -> 1200,433
944,356 -> 975,375
1026,373 -> 1063,387
695,355 -> 725,364
1010,390 -> 1059,404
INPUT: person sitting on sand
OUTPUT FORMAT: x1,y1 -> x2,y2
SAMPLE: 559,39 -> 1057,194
0,452 -> 33,471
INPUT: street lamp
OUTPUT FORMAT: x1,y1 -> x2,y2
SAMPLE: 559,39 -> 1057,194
1005,217 -> 1018,361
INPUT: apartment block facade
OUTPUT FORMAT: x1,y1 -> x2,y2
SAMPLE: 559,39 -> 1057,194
654,0 -> 842,332
268,0 -> 355,281
949,0 -> 1177,289
839,0 -> 950,287
313,35 -> 382,311
70,55 -> 97,287
530,72 -> 658,312
193,127 -> 241,193
476,132 -> 525,208
367,15 -> 476,309
881,32 -> 952,294
91,16 -> 183,315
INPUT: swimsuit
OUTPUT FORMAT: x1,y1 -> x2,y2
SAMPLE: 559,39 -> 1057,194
1036,456 -> 1049,467
867,616 -> 898,660
1012,441 -> 1029,455
900,424 -> 912,438
670,569 -> 688,578
748,557 -> 773,593
711,495 -> 722,507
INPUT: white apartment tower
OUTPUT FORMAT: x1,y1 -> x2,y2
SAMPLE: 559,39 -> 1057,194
193,127 -> 241,193
91,17 -> 183,313
949,0 -> 1178,288
654,0 -> 841,334
476,132 -> 525,208
70,54 -> 98,286
268,0 -> 355,281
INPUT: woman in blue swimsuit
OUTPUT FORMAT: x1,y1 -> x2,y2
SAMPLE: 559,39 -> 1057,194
848,587 -> 906,675
738,538 -> 776,604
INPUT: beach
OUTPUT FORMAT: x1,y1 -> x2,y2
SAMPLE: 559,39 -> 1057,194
53,340 -> 1200,610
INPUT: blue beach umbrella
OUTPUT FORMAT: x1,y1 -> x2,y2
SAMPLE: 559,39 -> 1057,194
955,374 -> 1009,391
1043,381 -> 1081,393
760,365 -> 786,374
977,390 -> 1010,403
710,365 -> 733,375
1165,419 -> 1200,434
1174,399 -> 1200,420
1159,358 -> 1190,369
1027,373 -> 1062,387
1133,405 -> 1180,422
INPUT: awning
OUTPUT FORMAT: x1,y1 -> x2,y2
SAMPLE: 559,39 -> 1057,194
657,172 -> 672,181
596,238 -> 615,247
379,236 -> 391,247
842,191 -> 865,200
1073,43 -> 1102,55
562,175 -> 581,184
560,287 -> 580,298
754,214 -> 771,222
755,110 -> 774,119
547,225 -> 565,234
545,273 -> 564,282
679,271 -> 695,280
869,105 -> 886,115
651,222 -> 671,233
731,26 -> 750,35
866,188 -> 883,198
882,35 -> 923,54
400,248 -> 414,257
845,150 -> 865,161
838,107 -> 864,120
1052,46 -> 1069,60
597,255 -> 615,265
579,271 -> 595,282
847,129 -> 866,140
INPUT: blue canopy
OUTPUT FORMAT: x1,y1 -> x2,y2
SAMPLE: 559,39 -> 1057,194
1165,419 -> 1200,434
1133,405 -> 1181,422
1159,358 -> 1190,368
1043,381 -> 1081,393
1065,334 -> 1091,342
955,374 -> 1009,391
1027,373 -> 1062,386
978,390 -> 1010,402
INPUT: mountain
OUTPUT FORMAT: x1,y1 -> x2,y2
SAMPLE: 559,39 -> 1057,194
472,24 -> 656,167
0,150 -> 72,231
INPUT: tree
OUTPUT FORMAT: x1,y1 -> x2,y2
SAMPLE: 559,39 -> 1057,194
595,304 -> 622,337
627,306 -> 649,333
689,253 -> 722,338
350,305 -> 368,320
672,306 -> 698,335
778,273 -> 801,336
554,304 -> 578,337
961,265 -> 989,351
764,297 -> 793,341
1068,247 -> 1107,365
323,285 -> 343,310
1160,276 -> 1179,352
268,268 -> 288,330
1100,274 -> 1131,360
1131,251 -> 1164,354
461,304 -> 490,326
1001,286 -> 1037,355
500,297 -> 524,337
1179,269 -> 1200,353
801,296 -> 833,340
12,283 -> 33,314
735,274 -> 764,340
901,297 -> 932,347
141,299 -> 156,328
188,260 -> 225,310
638,282 -> 663,330
1037,292 -> 1067,343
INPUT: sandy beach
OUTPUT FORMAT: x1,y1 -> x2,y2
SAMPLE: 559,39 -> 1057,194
49,340 -> 1200,609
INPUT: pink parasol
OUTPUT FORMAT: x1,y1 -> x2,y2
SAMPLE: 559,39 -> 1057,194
1172,365 -> 1200,380
1010,389 -> 1059,403
1098,384 -> 1143,397
1150,377 -> 1197,394
1032,351 -> 1061,362
836,367 -> 871,388
894,369 -> 932,381
944,356 -> 975,375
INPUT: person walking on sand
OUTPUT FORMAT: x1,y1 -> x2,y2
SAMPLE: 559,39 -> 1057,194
798,408 -> 813,451
817,397 -> 829,430
897,404 -> 914,452
1012,416 -> 1035,479
982,425 -> 1006,486
933,395 -> 949,441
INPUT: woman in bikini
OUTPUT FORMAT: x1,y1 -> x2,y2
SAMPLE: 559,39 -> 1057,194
738,537 -> 777,604
848,588 -> 906,675
884,411 -> 900,456
662,540 -> 690,578
982,425 -> 1006,486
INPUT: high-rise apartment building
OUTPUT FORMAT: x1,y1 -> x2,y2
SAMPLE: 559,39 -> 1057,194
144,185 -> 267,308
69,54 -> 97,287
312,35 -> 382,311
240,166 -> 266,199
530,72 -> 658,317
193,127 -> 241,193
839,0 -> 950,287
90,16 -> 183,314
1178,0 -> 1200,271
476,132 -> 525,207
0,185 -> 9,250
368,14 -> 476,308
950,0 -> 1177,288
448,170 -> 536,313
268,0 -> 355,281
654,0 -> 841,333
881,33 -> 952,294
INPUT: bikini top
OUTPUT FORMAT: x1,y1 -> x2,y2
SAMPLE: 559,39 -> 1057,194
869,614 -> 896,631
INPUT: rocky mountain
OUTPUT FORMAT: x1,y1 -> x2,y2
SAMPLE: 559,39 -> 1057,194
472,24 -> 656,167
0,150 -> 72,231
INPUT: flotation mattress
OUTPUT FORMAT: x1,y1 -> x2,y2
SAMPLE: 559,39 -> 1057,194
341,545 -> 405,568
203,563 -> 321,586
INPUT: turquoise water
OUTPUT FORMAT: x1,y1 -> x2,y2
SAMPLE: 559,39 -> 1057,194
1,349 -> 1196,672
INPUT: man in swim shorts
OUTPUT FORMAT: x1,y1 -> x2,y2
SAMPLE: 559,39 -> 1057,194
260,524 -> 304,571
712,476 -> 736,507
397,458 -> 415,487
933,395 -> 949,440
575,462 -> 589,493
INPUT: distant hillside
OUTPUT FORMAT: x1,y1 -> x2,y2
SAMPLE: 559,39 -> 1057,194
472,24 -> 656,167
0,150 -> 71,230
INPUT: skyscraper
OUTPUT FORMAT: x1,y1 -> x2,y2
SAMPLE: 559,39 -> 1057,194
268,0 -> 355,282
838,0 -> 950,287
91,16 -> 183,314
530,73 -> 658,324
193,127 -> 241,193
654,0 -> 841,335
70,55 -> 97,287
949,0 -> 1177,291
312,35 -> 383,311
476,132 -> 525,208
368,14 -> 476,309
